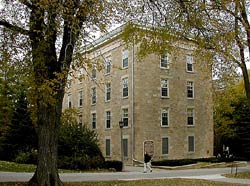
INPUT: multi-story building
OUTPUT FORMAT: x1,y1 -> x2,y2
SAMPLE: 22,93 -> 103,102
62,25 -> 214,165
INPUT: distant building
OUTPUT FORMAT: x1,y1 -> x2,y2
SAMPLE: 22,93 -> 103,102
62,25 -> 214,165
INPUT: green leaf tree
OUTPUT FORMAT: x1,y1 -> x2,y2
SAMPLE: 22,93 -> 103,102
0,87 -> 37,162
58,109 -> 104,170
0,28 -> 28,147
231,97 -> 250,158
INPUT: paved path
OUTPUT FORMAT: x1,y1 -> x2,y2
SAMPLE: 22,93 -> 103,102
0,166 -> 249,185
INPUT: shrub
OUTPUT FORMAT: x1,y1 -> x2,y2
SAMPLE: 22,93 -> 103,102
14,149 -> 37,164
14,152 -> 30,164
58,155 -> 105,170
151,157 -> 239,167
58,112 -> 105,170
152,159 -> 197,166
104,160 -> 123,171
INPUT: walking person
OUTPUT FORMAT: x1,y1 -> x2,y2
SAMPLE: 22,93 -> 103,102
143,152 -> 152,173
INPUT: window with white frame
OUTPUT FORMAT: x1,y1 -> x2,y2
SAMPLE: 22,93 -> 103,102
123,138 -> 128,158
186,55 -> 194,72
187,108 -> 194,126
188,136 -> 195,152
122,77 -> 128,98
105,83 -> 111,101
122,108 -> 128,127
161,109 -> 169,127
161,79 -> 169,97
68,94 -> 72,108
91,87 -> 96,104
162,137 -> 169,155
187,81 -> 194,98
92,113 -> 96,129
122,49 -> 128,68
105,56 -> 111,74
106,111 -> 111,129
79,90 -> 83,107
105,138 -> 111,156
91,64 -> 96,79
160,54 -> 169,69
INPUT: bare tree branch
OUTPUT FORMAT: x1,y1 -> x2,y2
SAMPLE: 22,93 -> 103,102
0,20 -> 30,35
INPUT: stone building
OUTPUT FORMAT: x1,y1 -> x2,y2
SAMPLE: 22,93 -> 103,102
62,25 -> 214,165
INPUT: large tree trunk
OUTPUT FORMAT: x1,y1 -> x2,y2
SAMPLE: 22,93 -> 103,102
241,62 -> 250,99
28,99 -> 63,186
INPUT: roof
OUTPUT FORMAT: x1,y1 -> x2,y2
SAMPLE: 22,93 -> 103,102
84,24 -> 125,52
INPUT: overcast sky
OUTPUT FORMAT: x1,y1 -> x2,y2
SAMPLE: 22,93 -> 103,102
0,0 -> 3,10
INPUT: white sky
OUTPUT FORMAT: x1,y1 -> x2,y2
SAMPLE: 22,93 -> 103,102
0,0 -> 3,10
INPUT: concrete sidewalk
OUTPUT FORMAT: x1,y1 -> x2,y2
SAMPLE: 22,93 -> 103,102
124,165 -> 250,185
0,165 -> 249,185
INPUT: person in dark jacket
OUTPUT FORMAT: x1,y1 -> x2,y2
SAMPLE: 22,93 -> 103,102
143,152 -> 152,173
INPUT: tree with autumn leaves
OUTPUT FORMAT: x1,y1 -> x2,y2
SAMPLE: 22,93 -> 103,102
0,1 -> 126,185
126,0 -> 250,100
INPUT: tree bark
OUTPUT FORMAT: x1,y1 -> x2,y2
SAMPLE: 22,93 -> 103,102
28,98 -> 63,186
234,3 -> 250,100
241,62 -> 250,99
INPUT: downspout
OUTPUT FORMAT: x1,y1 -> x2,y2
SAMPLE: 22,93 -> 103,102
131,38 -> 135,165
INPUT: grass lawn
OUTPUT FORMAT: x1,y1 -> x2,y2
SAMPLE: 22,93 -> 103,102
224,171 -> 250,179
0,161 -> 36,172
0,161 -> 78,173
0,179 -> 249,186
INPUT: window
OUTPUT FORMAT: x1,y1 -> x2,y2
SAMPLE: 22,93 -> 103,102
186,55 -> 194,72
187,81 -> 194,98
79,90 -> 83,107
105,56 -> 111,74
160,54 -> 169,69
188,136 -> 195,152
105,138 -> 111,156
106,111 -> 111,129
91,64 -> 96,79
79,114 -> 83,126
92,113 -> 96,129
78,68 -> 84,83
91,87 -> 96,104
161,79 -> 169,97
161,109 -> 169,127
122,108 -> 128,127
105,83 -> 111,101
162,137 -> 169,155
68,94 -> 72,108
122,50 -> 128,68
123,138 -> 128,158
187,108 -> 194,126
122,77 -> 128,98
